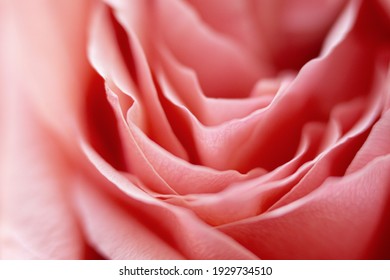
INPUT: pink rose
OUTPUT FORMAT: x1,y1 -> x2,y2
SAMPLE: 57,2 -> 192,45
1,0 -> 390,259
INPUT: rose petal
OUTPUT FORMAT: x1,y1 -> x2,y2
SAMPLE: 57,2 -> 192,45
4,0 -> 93,143
0,4 -> 84,259
0,82 -> 83,258
156,25 -> 378,173
188,0 -> 347,70
186,0 -> 268,60
106,87 -> 263,195
321,0 -> 359,56
88,3 -> 189,160
268,63 -> 386,210
170,121 -> 326,226
79,141 -> 258,259
152,0 -> 271,98
347,108 -> 390,174
169,95 -> 369,226
254,0 -> 347,69
219,155 -> 390,259
156,47 -> 278,126
74,176 -> 185,260
159,30 -> 385,226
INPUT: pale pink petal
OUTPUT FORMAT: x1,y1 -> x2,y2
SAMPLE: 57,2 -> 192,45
79,0 -> 390,260
88,3 -> 189,160
268,69 -> 385,210
219,155 -> 390,259
74,176 -> 185,260
79,142 -> 258,260
171,121 -> 326,226
0,2 -> 85,259
169,97 -> 367,225
93,0 -> 377,175
157,25 -> 378,173
0,88 -> 84,259
158,22 -> 385,226
153,0 -> 271,98
156,46 -> 279,126
4,0 -> 93,142
105,87 -> 264,195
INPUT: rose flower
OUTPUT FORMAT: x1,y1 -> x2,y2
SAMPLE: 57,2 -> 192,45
1,0 -> 390,259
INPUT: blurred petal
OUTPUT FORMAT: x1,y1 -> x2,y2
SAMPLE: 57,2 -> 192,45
0,76 -> 83,259
153,0 -> 271,98
156,47 -> 278,126
5,0 -> 93,142
188,0 -> 347,70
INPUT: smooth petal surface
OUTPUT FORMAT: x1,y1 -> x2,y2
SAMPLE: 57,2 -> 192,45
156,47 -> 279,126
347,106 -> 390,174
88,3 -> 189,160
5,0 -> 93,142
153,0 -> 271,98
219,155 -> 390,259
188,0 -> 347,70
0,0 -> 94,259
106,87 -> 263,195
78,141 -> 258,260
3,0 -> 389,261
74,175 -> 185,260
0,76 -> 83,259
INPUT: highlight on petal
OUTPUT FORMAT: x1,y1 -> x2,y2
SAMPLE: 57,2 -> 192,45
320,0 -> 360,56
